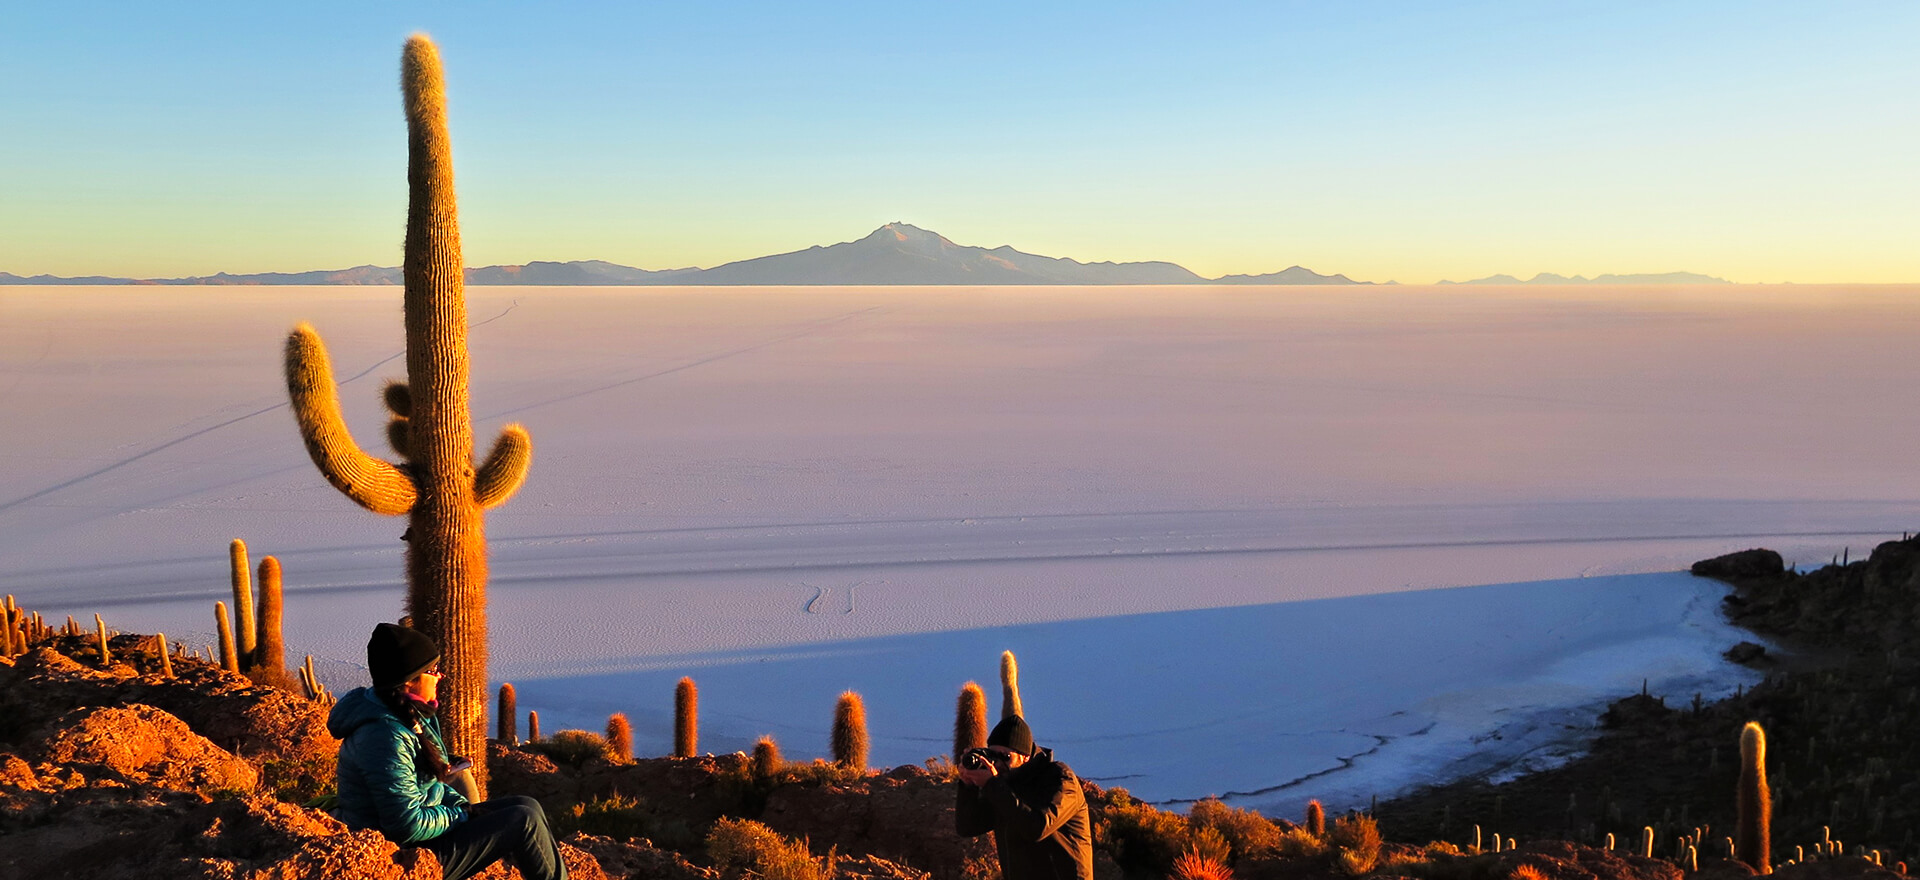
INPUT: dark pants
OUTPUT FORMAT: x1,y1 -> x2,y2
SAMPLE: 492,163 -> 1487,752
426,795 -> 568,880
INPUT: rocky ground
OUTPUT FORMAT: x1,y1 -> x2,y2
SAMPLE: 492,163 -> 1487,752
5,537 -> 1915,880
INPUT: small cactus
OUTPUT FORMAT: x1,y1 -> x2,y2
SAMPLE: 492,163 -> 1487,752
1737,721 -> 1772,873
528,710 -> 542,743
214,602 -> 239,674
253,556 -> 287,683
999,650 -> 1023,720
1643,826 -> 1655,859
832,690 -> 869,771
675,676 -> 698,758
1306,800 -> 1326,838
230,539 -> 256,666
752,735 -> 782,780
94,614 -> 111,666
497,683 -> 518,744
606,713 -> 633,763
155,632 -> 175,678
954,681 -> 988,761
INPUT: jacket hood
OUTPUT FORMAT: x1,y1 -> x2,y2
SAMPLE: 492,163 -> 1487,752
328,686 -> 399,739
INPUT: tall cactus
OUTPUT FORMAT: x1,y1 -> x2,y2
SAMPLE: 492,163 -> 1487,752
675,676 -> 699,758
215,601 -> 240,674
832,691 -> 869,772
999,650 -> 1023,720
497,683 -> 518,745
253,556 -> 287,684
954,681 -> 987,761
1737,721 -> 1772,873
281,34 -> 531,794
229,539 -> 256,666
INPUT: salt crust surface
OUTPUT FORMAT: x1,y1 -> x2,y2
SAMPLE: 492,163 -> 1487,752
4,283 -> 1915,812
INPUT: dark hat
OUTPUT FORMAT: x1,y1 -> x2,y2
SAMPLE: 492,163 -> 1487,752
987,715 -> 1035,756
368,622 -> 439,691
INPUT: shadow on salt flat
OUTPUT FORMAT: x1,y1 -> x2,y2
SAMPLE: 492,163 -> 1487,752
508,570 -> 1761,818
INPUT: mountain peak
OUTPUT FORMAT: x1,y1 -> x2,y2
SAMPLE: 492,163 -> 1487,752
863,222 -> 951,246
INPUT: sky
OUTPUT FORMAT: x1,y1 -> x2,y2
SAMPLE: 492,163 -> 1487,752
3,2 -> 1916,284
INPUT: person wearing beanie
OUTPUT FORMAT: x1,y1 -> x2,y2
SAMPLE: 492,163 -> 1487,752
956,714 -> 1094,880
329,622 -> 569,880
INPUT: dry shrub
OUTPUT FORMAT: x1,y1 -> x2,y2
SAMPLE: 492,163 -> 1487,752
707,816 -> 829,880
1189,798 -> 1283,860
1100,793 -> 1229,877
1510,866 -> 1548,880
1272,827 -> 1329,859
528,729 -> 615,765
1330,814 -> 1381,876
1174,848 -> 1236,880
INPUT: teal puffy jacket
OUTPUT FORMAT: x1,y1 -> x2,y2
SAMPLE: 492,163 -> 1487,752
329,686 -> 470,844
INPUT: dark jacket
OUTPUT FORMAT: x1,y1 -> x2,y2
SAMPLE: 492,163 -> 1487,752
328,686 -> 470,844
955,748 -> 1095,880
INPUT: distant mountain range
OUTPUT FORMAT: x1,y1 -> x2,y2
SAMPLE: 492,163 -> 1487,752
1437,271 -> 1729,285
2,224 -> 1373,287
0,223 -> 1728,287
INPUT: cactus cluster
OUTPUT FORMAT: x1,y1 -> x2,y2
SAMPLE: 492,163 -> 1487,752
281,35 -> 532,795
212,539 -> 291,687
1,595 -> 58,658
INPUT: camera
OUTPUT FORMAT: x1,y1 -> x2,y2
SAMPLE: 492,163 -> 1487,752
960,747 -> 1007,771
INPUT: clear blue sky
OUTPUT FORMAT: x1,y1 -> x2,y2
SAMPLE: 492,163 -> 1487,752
4,2 -> 1916,282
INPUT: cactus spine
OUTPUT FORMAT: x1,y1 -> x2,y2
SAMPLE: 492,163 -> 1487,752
832,691 -> 869,771
999,650 -> 1023,720
253,555 -> 286,682
281,34 -> 532,795
675,676 -> 698,758
954,681 -> 988,761
606,713 -> 633,763
230,539 -> 256,665
214,601 -> 240,674
1738,721 -> 1772,873
497,683 -> 518,744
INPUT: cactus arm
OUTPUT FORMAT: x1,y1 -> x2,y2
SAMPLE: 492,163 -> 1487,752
472,424 -> 532,510
284,323 -> 418,516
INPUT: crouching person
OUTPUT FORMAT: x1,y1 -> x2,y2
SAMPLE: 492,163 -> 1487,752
331,622 -> 568,880
955,716 -> 1094,880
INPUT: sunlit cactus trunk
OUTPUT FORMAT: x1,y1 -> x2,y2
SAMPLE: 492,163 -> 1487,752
832,691 -> 869,771
253,556 -> 287,684
954,681 -> 987,761
1738,721 -> 1772,873
280,34 -> 531,796
675,677 -> 698,758
230,539 -> 256,666
214,601 -> 240,674
497,682 -> 518,745
999,650 -> 1023,720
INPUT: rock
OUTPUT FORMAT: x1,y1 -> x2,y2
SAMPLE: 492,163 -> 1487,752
1723,641 -> 1770,666
1692,549 -> 1785,580
469,840 -> 608,880
568,833 -> 718,880
35,703 -> 258,794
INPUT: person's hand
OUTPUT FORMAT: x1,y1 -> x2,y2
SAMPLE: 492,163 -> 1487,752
959,766 -> 996,787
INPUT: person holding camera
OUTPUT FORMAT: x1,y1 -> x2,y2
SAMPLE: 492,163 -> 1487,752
955,715 -> 1094,880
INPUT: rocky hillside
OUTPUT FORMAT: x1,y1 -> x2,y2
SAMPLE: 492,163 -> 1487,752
1378,534 -> 1920,868
4,536 -> 1914,880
